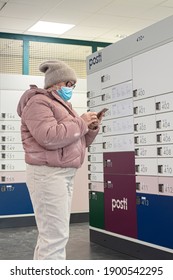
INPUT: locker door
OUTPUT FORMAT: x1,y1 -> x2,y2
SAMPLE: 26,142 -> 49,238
89,191 -> 104,229
0,183 -> 33,215
133,41 -> 173,100
104,151 -> 135,175
137,193 -> 173,249
104,174 -> 137,238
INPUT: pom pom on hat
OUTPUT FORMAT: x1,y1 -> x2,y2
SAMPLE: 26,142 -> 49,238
39,60 -> 77,89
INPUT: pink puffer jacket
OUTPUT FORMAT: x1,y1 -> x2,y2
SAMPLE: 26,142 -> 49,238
17,85 -> 99,168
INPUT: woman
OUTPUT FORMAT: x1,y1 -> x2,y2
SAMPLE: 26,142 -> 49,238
17,60 -> 102,260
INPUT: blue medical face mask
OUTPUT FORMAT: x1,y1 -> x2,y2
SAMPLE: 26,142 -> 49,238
56,86 -> 73,101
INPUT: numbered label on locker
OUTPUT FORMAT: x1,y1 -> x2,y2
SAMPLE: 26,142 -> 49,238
89,181 -> 104,192
158,177 -> 173,197
135,146 -> 157,158
136,176 -> 158,195
155,92 -> 173,114
157,158 -> 173,176
156,131 -> 173,144
88,172 -> 103,182
88,153 -> 103,163
88,163 -> 103,173
135,158 -> 158,176
0,132 -> 22,143
134,133 -> 156,146
102,116 -> 134,136
88,143 -> 103,154
0,112 -> 19,121
0,160 -> 26,171
0,143 -> 23,152
156,112 -> 173,131
0,121 -> 21,132
0,171 -> 26,183
157,145 -> 173,157
0,152 -> 24,160
133,97 -> 155,117
103,134 -> 134,152
134,115 -> 156,134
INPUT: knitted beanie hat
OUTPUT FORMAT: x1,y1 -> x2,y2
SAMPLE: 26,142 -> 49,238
39,60 -> 77,89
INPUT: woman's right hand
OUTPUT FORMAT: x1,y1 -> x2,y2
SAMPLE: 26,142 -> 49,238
80,112 -> 98,126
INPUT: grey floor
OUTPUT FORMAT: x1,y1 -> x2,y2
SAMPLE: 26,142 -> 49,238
0,223 -> 137,260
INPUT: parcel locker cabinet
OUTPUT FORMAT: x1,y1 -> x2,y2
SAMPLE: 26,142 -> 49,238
89,191 -> 104,229
103,151 -> 135,175
0,183 -> 33,215
104,174 -> 137,238
137,193 -> 173,249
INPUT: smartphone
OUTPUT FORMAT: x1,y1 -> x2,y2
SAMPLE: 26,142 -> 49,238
97,108 -> 108,118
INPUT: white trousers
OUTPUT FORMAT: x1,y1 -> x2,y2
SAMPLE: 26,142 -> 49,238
26,164 -> 76,260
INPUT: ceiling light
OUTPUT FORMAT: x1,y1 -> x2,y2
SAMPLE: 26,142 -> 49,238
28,21 -> 75,35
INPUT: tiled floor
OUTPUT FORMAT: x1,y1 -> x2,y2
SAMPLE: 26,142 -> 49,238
0,223 -> 137,260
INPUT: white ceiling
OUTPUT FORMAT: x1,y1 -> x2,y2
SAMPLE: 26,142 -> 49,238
0,0 -> 173,43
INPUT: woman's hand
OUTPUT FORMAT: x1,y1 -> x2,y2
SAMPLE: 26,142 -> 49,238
80,111 -> 98,126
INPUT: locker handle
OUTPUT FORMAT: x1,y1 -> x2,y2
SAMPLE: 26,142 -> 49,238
158,184 -> 164,192
88,155 -> 91,161
134,107 -> 138,114
158,165 -> 163,173
155,102 -> 161,110
88,164 -> 91,171
135,165 -> 140,172
101,75 -> 105,83
135,148 -> 139,156
134,136 -> 139,144
87,91 -> 90,98
103,142 -> 107,149
104,159 -> 112,167
1,176 -> 6,182
156,134 -> 162,143
134,124 -> 138,131
1,113 -> 6,118
101,94 -> 106,101
87,100 -> 90,107
157,147 -> 162,156
1,125 -> 6,130
156,120 -> 161,129
133,89 -> 137,97
1,164 -> 6,170
136,182 -> 140,190
102,126 -> 106,133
